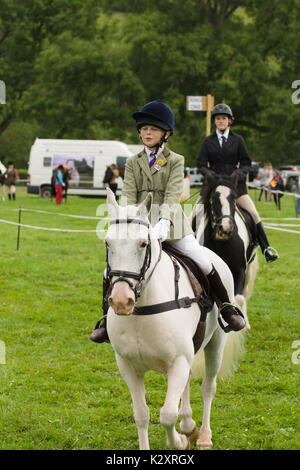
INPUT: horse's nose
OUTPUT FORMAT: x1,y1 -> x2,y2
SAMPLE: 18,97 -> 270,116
216,218 -> 233,239
109,282 -> 135,315
222,219 -> 232,234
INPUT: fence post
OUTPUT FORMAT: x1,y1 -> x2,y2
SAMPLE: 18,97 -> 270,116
17,207 -> 22,250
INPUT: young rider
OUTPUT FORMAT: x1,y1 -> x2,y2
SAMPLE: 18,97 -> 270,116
197,103 -> 279,263
90,100 -> 246,344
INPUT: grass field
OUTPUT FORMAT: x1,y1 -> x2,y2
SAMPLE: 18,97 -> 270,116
0,187 -> 299,450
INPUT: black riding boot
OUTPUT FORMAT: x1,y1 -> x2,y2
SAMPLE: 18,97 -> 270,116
207,266 -> 246,332
256,221 -> 279,262
89,277 -> 110,344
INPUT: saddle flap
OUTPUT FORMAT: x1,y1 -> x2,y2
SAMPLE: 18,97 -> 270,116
162,242 -> 211,301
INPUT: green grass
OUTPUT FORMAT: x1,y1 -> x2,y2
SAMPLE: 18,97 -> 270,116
0,187 -> 299,450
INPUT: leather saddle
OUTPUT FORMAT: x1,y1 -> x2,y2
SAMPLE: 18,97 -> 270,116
162,242 -> 214,353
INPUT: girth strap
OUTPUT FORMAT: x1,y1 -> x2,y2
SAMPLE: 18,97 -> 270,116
133,295 -> 207,321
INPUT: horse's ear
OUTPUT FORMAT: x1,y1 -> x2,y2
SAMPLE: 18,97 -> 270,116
106,187 -> 119,218
136,192 -> 153,217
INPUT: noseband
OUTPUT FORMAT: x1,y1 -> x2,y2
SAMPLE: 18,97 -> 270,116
106,218 -> 161,300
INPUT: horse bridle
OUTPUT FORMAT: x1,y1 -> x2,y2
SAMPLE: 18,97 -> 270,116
209,195 -> 237,236
106,218 -> 162,300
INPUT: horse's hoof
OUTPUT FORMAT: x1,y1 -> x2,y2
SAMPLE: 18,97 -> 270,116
179,434 -> 190,450
197,430 -> 212,450
185,426 -> 199,445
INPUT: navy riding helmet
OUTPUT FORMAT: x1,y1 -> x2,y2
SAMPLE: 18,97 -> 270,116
132,99 -> 175,135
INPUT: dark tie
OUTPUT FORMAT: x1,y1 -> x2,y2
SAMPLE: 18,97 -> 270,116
221,136 -> 226,148
149,152 -> 156,168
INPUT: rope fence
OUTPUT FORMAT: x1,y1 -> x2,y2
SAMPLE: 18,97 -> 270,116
247,181 -> 300,199
0,207 -> 108,250
1,198 -> 300,251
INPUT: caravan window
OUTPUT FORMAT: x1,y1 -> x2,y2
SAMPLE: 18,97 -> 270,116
43,157 -> 52,167
116,156 -> 128,167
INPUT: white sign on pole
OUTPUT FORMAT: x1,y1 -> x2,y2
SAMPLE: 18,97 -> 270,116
186,96 -> 205,111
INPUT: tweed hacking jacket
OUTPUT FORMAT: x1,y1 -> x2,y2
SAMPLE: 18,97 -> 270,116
121,146 -> 193,240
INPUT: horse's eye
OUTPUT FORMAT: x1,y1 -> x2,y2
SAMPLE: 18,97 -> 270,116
139,240 -> 148,249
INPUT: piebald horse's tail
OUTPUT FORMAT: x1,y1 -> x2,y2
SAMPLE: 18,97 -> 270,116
191,329 -> 246,380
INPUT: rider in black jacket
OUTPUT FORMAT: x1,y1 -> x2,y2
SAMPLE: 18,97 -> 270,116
197,103 -> 278,263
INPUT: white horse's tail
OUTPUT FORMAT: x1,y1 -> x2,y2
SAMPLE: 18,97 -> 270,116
191,329 -> 246,380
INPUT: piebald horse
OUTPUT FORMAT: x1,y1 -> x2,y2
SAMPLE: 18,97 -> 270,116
103,188 -> 245,450
192,173 -> 259,329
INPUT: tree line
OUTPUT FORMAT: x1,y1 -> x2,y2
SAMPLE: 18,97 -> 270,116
1,0 -> 300,169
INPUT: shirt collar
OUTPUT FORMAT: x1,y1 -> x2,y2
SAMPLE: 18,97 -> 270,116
145,144 -> 164,161
216,128 -> 230,141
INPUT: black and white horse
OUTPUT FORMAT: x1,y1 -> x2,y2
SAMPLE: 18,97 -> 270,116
191,173 -> 259,329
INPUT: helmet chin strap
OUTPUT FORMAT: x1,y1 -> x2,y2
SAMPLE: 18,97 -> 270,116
152,132 -> 167,156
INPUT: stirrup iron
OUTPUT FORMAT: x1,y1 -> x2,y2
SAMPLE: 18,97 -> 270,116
263,246 -> 279,261
218,302 -> 244,333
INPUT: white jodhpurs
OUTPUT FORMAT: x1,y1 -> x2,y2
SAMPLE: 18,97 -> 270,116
169,234 -> 212,275
237,194 -> 261,224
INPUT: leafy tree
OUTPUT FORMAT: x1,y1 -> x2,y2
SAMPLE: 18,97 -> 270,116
1,0 -> 300,168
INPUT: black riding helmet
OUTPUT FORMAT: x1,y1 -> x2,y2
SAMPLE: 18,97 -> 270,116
132,99 -> 175,135
211,103 -> 234,121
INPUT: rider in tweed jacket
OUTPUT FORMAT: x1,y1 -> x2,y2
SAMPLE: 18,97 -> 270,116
90,100 -> 246,344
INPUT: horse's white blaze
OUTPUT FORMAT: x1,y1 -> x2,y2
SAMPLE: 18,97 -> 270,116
216,185 -> 232,232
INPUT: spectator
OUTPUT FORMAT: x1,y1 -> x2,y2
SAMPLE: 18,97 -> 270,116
256,162 -> 273,201
267,169 -> 284,210
103,164 -> 119,196
55,165 -> 65,205
0,169 -> 5,201
4,161 -> 19,201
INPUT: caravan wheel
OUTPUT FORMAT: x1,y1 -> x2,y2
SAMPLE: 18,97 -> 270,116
40,186 -> 53,198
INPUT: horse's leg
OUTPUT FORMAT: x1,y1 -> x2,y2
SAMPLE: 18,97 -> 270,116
198,329 -> 226,450
179,373 -> 199,445
160,355 -> 191,450
235,293 -> 250,330
234,269 -> 251,330
115,354 -> 150,450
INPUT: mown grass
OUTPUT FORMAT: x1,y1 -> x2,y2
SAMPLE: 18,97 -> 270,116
0,187 -> 299,450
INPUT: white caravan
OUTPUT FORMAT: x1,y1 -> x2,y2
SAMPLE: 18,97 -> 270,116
27,138 -> 134,197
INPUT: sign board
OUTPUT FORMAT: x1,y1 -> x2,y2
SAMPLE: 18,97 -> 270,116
186,96 -> 207,111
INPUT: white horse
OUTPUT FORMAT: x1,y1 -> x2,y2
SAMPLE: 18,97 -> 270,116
104,188 -> 245,450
